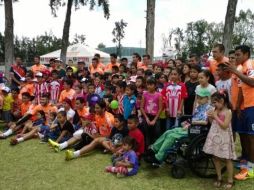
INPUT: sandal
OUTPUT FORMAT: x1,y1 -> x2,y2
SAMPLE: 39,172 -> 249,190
223,181 -> 234,189
213,179 -> 223,188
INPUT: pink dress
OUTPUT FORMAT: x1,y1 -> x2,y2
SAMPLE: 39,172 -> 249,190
203,112 -> 236,160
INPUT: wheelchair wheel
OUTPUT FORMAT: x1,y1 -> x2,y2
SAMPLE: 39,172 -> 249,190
171,161 -> 186,179
186,135 -> 225,178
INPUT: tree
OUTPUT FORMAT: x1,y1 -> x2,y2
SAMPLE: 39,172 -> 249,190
2,0 -> 17,77
50,0 -> 110,65
146,0 -> 156,61
71,34 -> 86,45
233,9 -> 254,48
97,43 -> 106,49
112,19 -> 127,58
223,0 -> 238,55
206,22 -> 224,54
173,27 -> 184,54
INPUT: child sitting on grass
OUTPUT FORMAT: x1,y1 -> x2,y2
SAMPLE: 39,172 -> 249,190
10,110 -> 47,145
46,111 -> 74,143
48,114 -> 99,152
105,136 -> 139,177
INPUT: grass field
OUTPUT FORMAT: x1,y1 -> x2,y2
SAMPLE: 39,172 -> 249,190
0,137 -> 254,190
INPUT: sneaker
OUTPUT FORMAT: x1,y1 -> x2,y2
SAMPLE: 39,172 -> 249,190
234,160 -> 248,169
48,139 -> 60,152
0,133 -> 6,139
65,150 -> 74,161
247,168 -> 254,178
234,168 -> 248,180
10,138 -> 18,146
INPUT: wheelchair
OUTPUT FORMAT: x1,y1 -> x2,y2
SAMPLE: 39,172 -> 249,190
155,115 -> 225,179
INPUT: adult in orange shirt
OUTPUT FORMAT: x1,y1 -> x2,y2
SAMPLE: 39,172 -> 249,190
94,53 -> 105,69
132,52 -> 142,67
209,44 -> 229,78
64,100 -> 114,160
30,56 -> 47,75
226,45 -> 254,170
137,54 -> 150,70
75,97 -> 89,119
29,94 -> 58,124
58,80 -> 76,105
104,53 -> 120,73
89,57 -> 104,76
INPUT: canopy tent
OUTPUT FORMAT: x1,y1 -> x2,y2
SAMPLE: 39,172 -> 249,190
40,44 -> 110,65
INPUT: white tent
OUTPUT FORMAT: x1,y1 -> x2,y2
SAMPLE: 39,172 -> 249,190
40,44 -> 110,65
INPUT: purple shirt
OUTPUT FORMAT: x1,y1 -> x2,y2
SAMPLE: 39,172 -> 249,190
122,150 -> 139,176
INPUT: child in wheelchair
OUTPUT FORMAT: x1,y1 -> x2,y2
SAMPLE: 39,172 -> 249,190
144,88 -> 213,165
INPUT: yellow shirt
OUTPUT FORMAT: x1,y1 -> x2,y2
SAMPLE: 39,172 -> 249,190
3,94 -> 14,111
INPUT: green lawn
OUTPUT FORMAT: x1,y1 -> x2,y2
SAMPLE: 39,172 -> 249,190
0,138 -> 253,190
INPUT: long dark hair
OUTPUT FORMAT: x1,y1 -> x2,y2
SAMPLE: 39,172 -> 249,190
211,91 -> 232,110
200,70 -> 215,86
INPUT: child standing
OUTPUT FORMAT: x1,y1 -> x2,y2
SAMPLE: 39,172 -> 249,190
203,91 -> 236,189
105,136 -> 139,177
141,78 -> 162,148
34,72 -> 49,105
123,84 -> 137,120
161,68 -> 188,129
49,70 -> 61,105
184,65 -> 201,115
1,87 -> 14,123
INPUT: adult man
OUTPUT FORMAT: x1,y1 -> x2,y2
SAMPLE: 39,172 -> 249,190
226,45 -> 254,177
138,54 -> 151,70
48,58 -> 57,72
188,54 -> 202,68
89,57 -> 104,76
209,44 -> 229,76
30,56 -> 47,75
104,53 -> 120,73
9,57 -> 27,88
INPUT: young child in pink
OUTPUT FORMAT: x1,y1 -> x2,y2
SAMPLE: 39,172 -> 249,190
141,78 -> 162,148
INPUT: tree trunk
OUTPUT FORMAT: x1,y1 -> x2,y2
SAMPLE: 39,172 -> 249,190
146,0 -> 155,61
60,0 -> 73,65
4,0 -> 14,78
223,0 -> 238,55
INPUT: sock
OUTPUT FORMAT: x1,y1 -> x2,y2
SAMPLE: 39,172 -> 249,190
73,150 -> 80,158
17,137 -> 24,143
59,142 -> 68,150
3,129 -> 13,137
38,133 -> 44,139
247,161 -> 254,168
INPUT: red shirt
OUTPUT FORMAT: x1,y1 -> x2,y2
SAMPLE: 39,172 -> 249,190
128,128 -> 144,158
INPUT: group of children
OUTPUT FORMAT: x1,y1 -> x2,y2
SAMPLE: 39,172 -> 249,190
0,47 -> 252,188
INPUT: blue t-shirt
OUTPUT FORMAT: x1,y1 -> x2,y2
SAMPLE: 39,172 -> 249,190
122,150 -> 139,176
123,95 -> 136,120
192,103 -> 212,122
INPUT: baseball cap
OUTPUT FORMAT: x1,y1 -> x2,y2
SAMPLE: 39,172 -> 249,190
35,72 -> 43,77
2,86 -> 10,93
196,88 -> 210,97
20,77 -> 26,82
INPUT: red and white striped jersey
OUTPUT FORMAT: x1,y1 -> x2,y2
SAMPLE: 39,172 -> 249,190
34,82 -> 49,105
49,80 -> 61,104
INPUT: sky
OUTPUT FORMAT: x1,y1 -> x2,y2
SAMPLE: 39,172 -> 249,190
0,0 -> 254,56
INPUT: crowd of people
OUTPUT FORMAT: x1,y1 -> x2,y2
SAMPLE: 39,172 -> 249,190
0,43 -> 254,188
